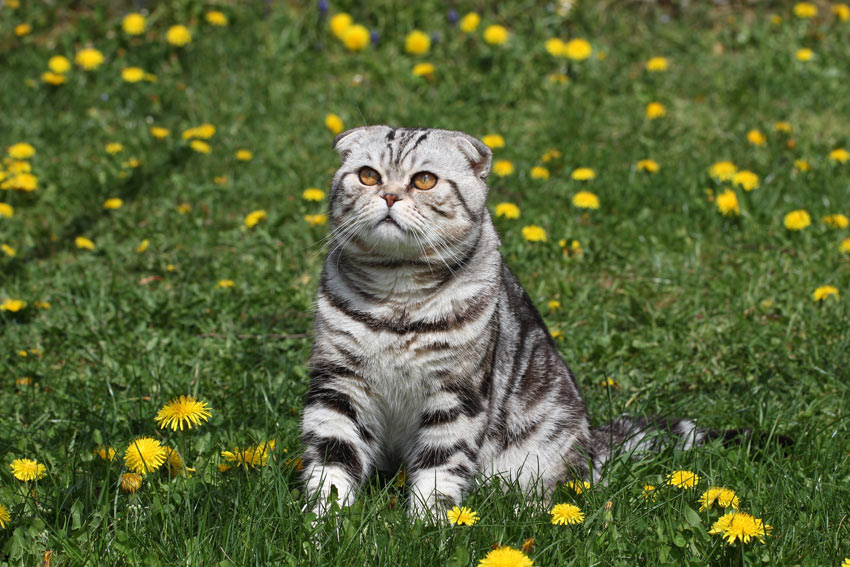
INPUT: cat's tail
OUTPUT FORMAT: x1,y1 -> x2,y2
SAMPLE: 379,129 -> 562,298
589,416 -> 790,477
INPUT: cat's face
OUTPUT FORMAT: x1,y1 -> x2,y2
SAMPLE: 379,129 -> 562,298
328,126 -> 492,261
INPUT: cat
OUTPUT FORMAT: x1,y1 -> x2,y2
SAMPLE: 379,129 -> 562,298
301,126 -> 713,518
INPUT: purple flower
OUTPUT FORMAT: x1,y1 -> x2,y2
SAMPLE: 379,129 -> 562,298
430,31 -> 441,45
447,9 -> 459,25
317,0 -> 328,13
370,29 -> 380,45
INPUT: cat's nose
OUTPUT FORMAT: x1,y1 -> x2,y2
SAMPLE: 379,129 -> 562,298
381,193 -> 400,207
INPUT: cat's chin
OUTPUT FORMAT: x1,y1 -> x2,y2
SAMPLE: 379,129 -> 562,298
351,225 -> 429,261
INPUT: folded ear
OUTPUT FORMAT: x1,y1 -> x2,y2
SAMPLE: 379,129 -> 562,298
454,133 -> 492,181
332,127 -> 368,159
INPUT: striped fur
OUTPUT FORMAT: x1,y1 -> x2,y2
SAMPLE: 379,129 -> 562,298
301,126 -> 705,517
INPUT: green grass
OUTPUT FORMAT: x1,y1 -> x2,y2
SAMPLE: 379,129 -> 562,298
1,1 -> 849,565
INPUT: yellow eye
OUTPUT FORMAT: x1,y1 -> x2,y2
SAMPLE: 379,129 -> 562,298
412,171 -> 438,190
358,167 -> 381,186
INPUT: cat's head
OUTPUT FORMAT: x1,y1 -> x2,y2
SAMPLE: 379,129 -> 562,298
327,126 -> 492,261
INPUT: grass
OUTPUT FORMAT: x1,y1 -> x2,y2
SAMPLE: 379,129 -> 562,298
1,0 -> 849,565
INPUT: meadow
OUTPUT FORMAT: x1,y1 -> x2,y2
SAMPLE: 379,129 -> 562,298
1,0 -> 849,565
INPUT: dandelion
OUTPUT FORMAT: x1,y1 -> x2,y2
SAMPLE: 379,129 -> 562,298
828,148 -> 850,162
42,71 -> 66,85
75,236 -> 95,250
218,279 -> 235,288
2,172 -> 38,191
155,395 -> 212,431
572,191 -> 600,209
541,149 -> 561,162
75,48 -> 104,70
124,437 -> 167,475
103,198 -> 123,210
793,2 -> 818,18
483,25 -> 509,45
302,188 -> 325,201
7,142 -> 35,159
564,38 -> 592,60
784,209 -> 811,231
412,62 -> 435,79
164,447 -> 194,476
123,158 -> 141,168
10,458 -> 46,481
166,25 -> 192,47
235,149 -> 253,162
14,23 -> 31,37
214,176 -> 228,185
135,239 -> 149,253
0,503 -> 9,528
548,73 -> 569,84
492,160 -> 515,177
796,48 -> 814,62
666,469 -> 700,489
545,38 -> 565,57
709,511 -> 771,544
548,300 -> 561,311
189,140 -> 211,154
792,159 -> 809,172
305,214 -> 328,226
48,55 -> 70,74
646,56 -> 669,71
343,25 -> 370,52
405,30 -> 431,55
709,161 -> 737,181
177,203 -> 191,214
530,166 -> 549,179
571,167 -> 596,181
636,159 -> 659,173
823,214 -> 849,228
459,12 -> 480,33
477,547 -> 533,567
495,202 -> 520,219
325,113 -> 344,135
105,142 -> 123,154
1,299 -> 26,312
699,487 -> 740,511
245,210 -> 268,228
646,102 -> 666,119
182,124 -> 216,139
813,285 -> 839,302
732,170 -> 759,191
834,4 -> 850,21
121,67 -> 145,83
522,225 -> 546,242
716,189 -> 740,217
774,121 -> 792,133
0,203 -> 12,218
1,244 -> 16,257
205,11 -> 228,26
221,440 -> 276,468
643,483 -> 657,501
482,134 -> 505,149
93,446 -> 117,461
122,13 -> 146,35
150,126 -> 170,139
550,503 -> 585,525
446,506 -> 479,526
120,473 -> 143,493
329,13 -> 353,40
747,129 -> 766,146
566,480 -> 591,494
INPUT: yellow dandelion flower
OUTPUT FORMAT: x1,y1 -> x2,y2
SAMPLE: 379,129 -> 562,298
823,214 -> 849,228
541,149 -> 561,162
646,102 -> 666,119
245,209 -> 268,228
75,236 -> 95,250
813,285 -> 839,302
124,437 -> 167,475
459,12 -> 480,33
48,55 -> 70,74
2,244 -> 16,257
329,13 -> 353,40
699,487 -> 740,511
646,56 -> 669,71
10,458 -> 46,481
494,202 -> 520,219
796,48 -> 814,62
530,166 -> 549,180
643,483 -> 657,501
105,142 -> 123,154
709,160 -> 737,181
412,62 -> 435,79
1,172 -> 38,191
103,198 -> 123,210
7,142 -> 35,159
177,203 -> 191,214
155,395 -> 212,431
666,469 -> 700,489
843,559 -> 850,567
205,11 -> 228,26
164,447 -> 194,476
405,30 -> 431,55
794,159 -> 811,171
550,503 -> 585,525
218,279 -> 235,288
477,546 -> 533,567
483,25 -> 509,46
120,472 -> 143,493
135,239 -> 149,253
784,209 -> 811,230
548,300 -> 561,311
0,299 -> 26,312
150,126 -> 170,139
42,71 -> 66,85
732,170 -> 759,191
709,511 -> 771,544
123,158 -> 141,169
5,160 -> 31,173
181,123 -> 216,140
522,225 -> 546,242
235,149 -> 253,162
190,140 -> 211,154
564,38 -> 592,60
75,48 -> 104,70
166,25 -> 192,47
636,159 -> 659,173
0,203 -> 13,218
481,134 -> 505,149
121,67 -> 145,83
545,38 -> 565,57
793,2 -> 818,18
774,121 -> 792,133
122,13 -> 146,35
834,4 -> 850,21
571,167 -> 596,181
325,113 -> 344,135
829,148 -> 850,162
446,506 -> 479,526
304,213 -> 328,226
566,480 -> 591,494
747,129 -> 766,146
302,188 -> 325,201
548,72 -> 569,84
572,191 -> 600,209
343,24 -> 370,52
492,160 -> 515,177
214,176 -> 228,185
716,189 -> 740,216
0,503 -> 9,529
221,440 -> 276,468
93,446 -> 117,461
15,23 -> 32,37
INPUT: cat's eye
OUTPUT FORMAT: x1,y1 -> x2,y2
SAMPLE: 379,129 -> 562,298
412,171 -> 438,190
358,167 -> 381,186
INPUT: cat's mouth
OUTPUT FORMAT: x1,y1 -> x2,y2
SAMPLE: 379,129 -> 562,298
379,215 -> 401,229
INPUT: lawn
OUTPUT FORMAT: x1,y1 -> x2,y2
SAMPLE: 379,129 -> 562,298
1,1 -> 849,565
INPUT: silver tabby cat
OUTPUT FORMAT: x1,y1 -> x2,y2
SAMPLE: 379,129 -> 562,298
301,126 -> 706,517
